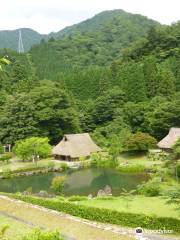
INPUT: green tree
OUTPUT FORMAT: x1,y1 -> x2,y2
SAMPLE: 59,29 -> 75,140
108,135 -> 122,166
121,188 -> 136,209
124,132 -> 157,152
0,81 -> 81,144
92,87 -> 126,125
144,98 -> 180,139
143,56 -> 158,98
13,137 -> 52,162
121,62 -> 147,102
29,81 -> 81,144
157,63 -> 176,97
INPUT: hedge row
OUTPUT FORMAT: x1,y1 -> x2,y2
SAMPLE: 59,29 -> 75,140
5,193 -> 180,233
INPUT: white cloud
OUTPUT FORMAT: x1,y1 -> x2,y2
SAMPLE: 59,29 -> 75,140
0,0 -> 180,33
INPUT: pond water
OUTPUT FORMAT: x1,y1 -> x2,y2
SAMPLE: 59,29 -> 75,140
0,168 -> 148,196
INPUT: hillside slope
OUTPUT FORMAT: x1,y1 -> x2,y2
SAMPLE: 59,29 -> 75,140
0,28 -> 45,52
30,10 -> 159,79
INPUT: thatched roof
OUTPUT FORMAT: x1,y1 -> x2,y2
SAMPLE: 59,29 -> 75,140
158,128 -> 180,149
52,133 -> 101,158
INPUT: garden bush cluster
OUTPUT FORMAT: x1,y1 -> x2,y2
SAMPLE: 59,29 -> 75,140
6,193 -> 180,233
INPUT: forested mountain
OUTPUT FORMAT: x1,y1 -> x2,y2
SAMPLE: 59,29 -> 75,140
0,28 -> 45,52
0,10 -> 158,53
0,11 -> 180,146
51,9 -> 158,39
29,10 -> 158,80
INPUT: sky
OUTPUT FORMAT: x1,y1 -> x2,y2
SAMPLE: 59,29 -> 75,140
1,0 -> 180,34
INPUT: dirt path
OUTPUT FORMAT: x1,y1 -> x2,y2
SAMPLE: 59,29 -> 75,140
0,195 -> 132,240
0,195 -> 179,240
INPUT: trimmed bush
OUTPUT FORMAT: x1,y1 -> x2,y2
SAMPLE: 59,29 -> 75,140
5,193 -> 180,233
68,196 -> 88,202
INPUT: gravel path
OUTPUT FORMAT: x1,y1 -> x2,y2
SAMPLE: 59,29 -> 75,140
0,195 -> 179,240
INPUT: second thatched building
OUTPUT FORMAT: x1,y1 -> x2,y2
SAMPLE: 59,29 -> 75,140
158,127 -> 180,150
52,133 -> 101,161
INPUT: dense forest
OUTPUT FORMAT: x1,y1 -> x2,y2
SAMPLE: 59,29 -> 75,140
0,10 -> 180,149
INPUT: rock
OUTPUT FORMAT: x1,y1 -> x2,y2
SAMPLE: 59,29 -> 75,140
97,189 -> 106,197
53,166 -> 62,172
104,185 -> 112,195
88,194 -> 93,199
38,190 -> 49,197
22,191 -> 29,196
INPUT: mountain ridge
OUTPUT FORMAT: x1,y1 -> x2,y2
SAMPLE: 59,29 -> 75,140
0,9 -> 160,51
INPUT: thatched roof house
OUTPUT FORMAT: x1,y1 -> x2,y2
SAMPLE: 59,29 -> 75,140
158,128 -> 180,150
52,133 -> 101,160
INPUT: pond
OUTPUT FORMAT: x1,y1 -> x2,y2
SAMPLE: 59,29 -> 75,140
0,168 -> 149,196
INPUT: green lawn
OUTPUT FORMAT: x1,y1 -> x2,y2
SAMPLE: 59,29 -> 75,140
118,153 -> 163,168
78,196 -> 180,220
0,158 -> 62,173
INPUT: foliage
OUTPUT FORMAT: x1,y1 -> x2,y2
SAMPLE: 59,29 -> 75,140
60,163 -> 69,171
124,132 -> 157,152
0,224 -> 9,239
173,138 -> 180,158
21,228 -> 63,240
0,57 -> 11,72
0,12 -> 180,159
165,186 -> 180,212
7,194 -> 180,233
0,81 -> 81,145
0,153 -> 13,163
51,176 -> 66,195
68,196 -> 88,202
120,188 -> 136,208
117,164 -> 145,173
137,178 -> 162,197
13,137 -> 52,162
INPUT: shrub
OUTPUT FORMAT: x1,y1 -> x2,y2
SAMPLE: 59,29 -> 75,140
165,185 -> 180,213
60,163 -> 69,171
68,195 -> 88,202
0,224 -> 9,238
47,161 -> 55,168
6,194 -> 180,233
96,196 -> 115,200
2,167 -> 11,178
56,196 -> 66,202
0,153 -> 13,163
21,228 -> 63,240
117,164 -> 145,173
51,176 -> 66,195
137,178 -> 161,196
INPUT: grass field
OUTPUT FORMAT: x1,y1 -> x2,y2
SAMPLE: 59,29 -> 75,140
0,158 -> 63,173
0,196 -> 133,240
78,196 -> 180,220
118,153 -> 163,168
